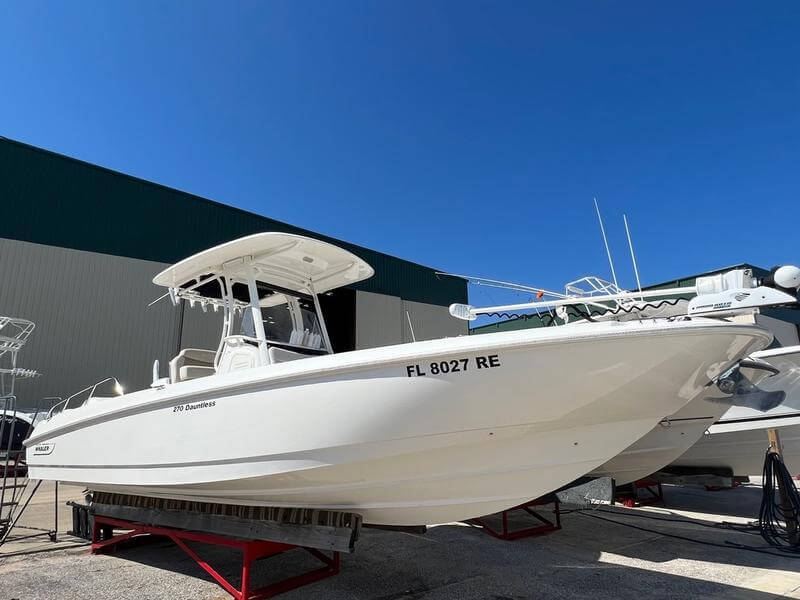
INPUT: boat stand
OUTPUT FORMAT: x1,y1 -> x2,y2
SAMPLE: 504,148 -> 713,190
614,479 -> 664,508
91,515 -> 340,600
466,496 -> 561,541
616,479 -> 663,508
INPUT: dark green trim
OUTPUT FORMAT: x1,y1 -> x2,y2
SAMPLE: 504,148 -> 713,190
0,137 -> 465,306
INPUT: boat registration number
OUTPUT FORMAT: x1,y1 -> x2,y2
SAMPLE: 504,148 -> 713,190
405,354 -> 500,377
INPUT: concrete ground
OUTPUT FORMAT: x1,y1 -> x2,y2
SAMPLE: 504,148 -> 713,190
2,482 -> 800,599
0,481 -> 86,555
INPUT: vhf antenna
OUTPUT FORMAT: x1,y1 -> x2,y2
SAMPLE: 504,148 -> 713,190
623,214 -> 644,300
593,198 -> 619,289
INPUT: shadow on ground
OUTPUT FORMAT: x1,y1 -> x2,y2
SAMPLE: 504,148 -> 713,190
651,483 -> 764,519
4,483 -> 799,599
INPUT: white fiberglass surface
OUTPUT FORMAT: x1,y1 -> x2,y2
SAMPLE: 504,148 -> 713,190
28,318 -> 771,445
591,402 -> 732,485
673,423 -> 800,476
719,344 -> 800,423
152,232 -> 374,295
25,318 -> 771,524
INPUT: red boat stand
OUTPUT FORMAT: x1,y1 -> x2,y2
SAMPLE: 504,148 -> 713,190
617,479 -> 664,508
466,497 -> 561,541
91,515 -> 340,600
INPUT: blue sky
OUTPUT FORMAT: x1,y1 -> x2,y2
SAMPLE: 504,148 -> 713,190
1,1 -> 798,300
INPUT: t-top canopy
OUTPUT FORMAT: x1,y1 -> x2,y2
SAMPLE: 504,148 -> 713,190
153,232 -> 374,296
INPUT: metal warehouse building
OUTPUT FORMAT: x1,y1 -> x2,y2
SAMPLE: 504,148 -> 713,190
0,137 -> 467,405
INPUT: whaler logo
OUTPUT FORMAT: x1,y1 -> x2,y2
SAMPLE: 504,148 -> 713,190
33,442 -> 55,456
734,292 -> 750,302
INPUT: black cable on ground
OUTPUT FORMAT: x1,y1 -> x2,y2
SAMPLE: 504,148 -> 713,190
759,449 -> 800,553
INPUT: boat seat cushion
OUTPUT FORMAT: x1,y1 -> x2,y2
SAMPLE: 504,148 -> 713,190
268,346 -> 308,364
218,340 -> 261,373
179,365 -> 216,381
180,348 -> 216,364
170,348 -> 216,383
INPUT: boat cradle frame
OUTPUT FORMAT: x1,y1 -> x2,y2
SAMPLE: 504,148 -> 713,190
91,515 -> 340,600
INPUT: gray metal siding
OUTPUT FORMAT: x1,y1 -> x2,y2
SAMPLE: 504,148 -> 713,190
355,291 -> 405,350
0,237 -> 181,407
356,291 -> 466,349
179,302 -> 225,353
755,314 -> 800,347
401,299 -> 467,343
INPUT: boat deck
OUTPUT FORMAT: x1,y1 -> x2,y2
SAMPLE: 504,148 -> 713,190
2,481 -> 800,599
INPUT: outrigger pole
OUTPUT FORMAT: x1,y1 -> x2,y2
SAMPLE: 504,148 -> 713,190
448,266 -> 800,321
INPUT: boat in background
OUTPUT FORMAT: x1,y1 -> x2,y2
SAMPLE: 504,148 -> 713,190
450,266 -> 800,487
1,412 -> 32,461
25,232 -> 775,525
446,206 -> 800,489
672,345 -> 800,476
0,315 -> 41,467
590,356 -> 783,485
1,316 -> 42,536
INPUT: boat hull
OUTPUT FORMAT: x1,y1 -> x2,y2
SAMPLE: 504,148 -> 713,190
26,320 -> 770,525
589,395 -> 733,485
672,345 -> 800,477
672,418 -> 800,477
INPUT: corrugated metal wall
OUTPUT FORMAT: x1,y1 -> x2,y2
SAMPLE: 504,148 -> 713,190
0,238 -> 182,406
355,291 -> 466,349
401,298 -> 468,343
179,301 -> 225,351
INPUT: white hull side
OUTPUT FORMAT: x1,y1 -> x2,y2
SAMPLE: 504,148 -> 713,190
671,419 -> 800,476
671,345 -> 800,477
589,394 -> 733,485
27,320 -> 770,525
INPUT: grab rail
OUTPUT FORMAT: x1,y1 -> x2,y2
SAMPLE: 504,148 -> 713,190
46,377 -> 123,419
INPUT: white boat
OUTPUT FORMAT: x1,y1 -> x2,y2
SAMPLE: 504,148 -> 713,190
589,355 -> 781,485
453,270 -> 800,487
671,345 -> 800,476
25,233 -> 775,525
589,395 -> 732,485
580,275 -> 793,485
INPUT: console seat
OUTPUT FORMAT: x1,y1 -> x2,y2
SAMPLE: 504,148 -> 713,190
170,348 -> 216,383
268,346 -> 308,363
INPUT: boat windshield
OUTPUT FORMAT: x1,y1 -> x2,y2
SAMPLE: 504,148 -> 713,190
241,295 -> 327,352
